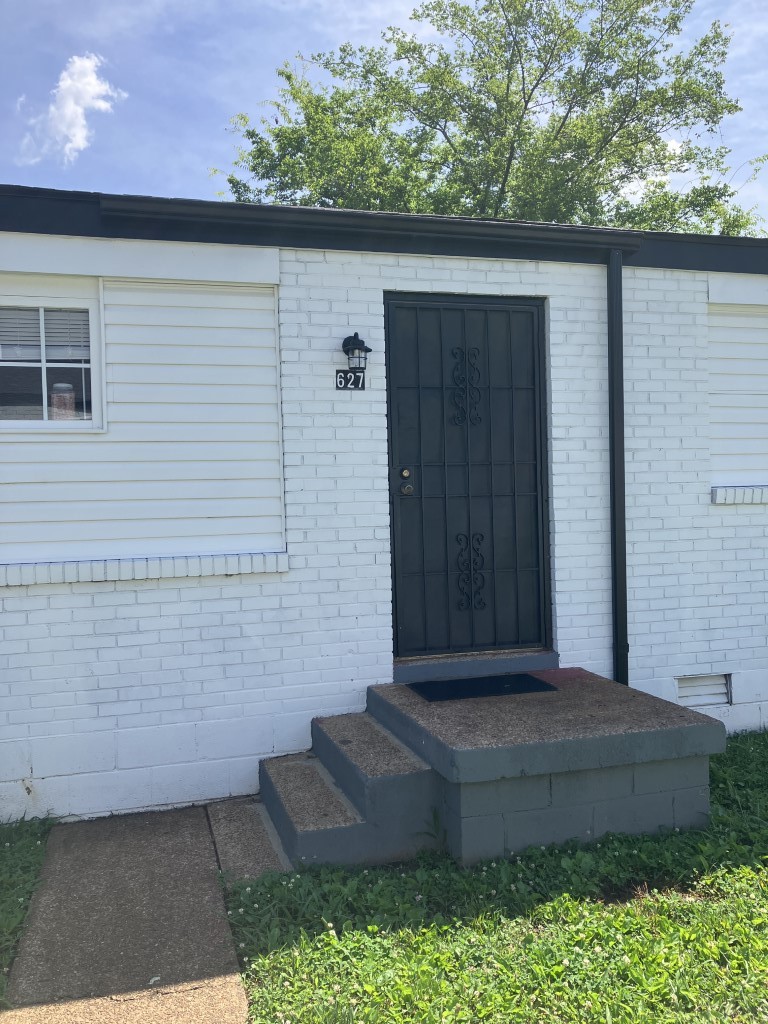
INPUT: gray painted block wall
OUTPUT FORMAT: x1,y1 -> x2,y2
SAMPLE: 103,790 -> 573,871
442,757 -> 711,863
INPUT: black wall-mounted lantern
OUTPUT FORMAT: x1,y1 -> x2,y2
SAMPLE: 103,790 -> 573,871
341,332 -> 372,371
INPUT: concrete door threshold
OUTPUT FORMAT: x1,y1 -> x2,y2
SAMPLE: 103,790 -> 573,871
393,648 -> 560,683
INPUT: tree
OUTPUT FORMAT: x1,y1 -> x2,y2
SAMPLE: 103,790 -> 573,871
225,0 -> 764,234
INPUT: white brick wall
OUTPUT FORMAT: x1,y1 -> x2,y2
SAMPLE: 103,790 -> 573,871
1,248 -> 613,819
4,247 -> 765,820
624,267 -> 767,730
0,572 -> 392,817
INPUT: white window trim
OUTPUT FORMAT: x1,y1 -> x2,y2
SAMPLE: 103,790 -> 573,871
0,288 -> 105,433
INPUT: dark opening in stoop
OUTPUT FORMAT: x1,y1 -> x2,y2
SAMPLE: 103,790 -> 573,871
407,673 -> 557,702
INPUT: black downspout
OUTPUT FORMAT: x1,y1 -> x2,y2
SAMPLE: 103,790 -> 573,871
607,249 -> 629,685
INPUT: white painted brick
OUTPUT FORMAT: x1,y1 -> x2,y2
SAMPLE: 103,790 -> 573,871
195,718 -> 273,760
273,712 -> 313,751
227,756 -> 261,796
116,724 -> 197,769
9,774 -> 72,818
150,759 -> 230,806
0,739 -> 32,782
78,717 -> 117,733
66,768 -> 154,816
31,732 -> 115,777
10,708 -> 54,725
161,709 -> 202,725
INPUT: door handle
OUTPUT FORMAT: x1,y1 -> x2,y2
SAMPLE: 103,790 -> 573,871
400,483 -> 414,496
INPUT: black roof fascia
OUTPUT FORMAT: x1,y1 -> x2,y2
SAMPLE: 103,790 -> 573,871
0,184 -> 639,265
2,183 -> 768,272
623,232 -> 768,274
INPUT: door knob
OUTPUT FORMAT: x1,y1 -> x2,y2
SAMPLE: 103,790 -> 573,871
400,483 -> 414,496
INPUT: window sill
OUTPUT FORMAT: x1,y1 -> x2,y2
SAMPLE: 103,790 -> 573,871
0,551 -> 290,587
711,486 -> 768,505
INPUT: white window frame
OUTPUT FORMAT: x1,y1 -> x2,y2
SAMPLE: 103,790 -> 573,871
0,290 -> 105,432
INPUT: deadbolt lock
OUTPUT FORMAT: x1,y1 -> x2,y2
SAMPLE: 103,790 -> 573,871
400,468 -> 411,479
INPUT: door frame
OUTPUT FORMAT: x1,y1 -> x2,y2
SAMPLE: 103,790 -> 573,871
384,291 -> 553,661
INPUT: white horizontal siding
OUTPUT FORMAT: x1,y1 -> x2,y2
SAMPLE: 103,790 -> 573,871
4,460 -> 282,483
1,439 -> 278,461
708,304 -> 768,485
0,276 -> 284,563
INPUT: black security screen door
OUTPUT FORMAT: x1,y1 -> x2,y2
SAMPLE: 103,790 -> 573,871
386,294 -> 550,659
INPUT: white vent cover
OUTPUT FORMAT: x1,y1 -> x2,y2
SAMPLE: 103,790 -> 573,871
676,673 -> 731,708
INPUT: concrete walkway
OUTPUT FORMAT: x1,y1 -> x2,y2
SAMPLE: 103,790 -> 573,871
4,806 -> 256,1023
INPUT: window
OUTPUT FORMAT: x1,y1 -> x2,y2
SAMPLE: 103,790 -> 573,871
0,305 -> 96,426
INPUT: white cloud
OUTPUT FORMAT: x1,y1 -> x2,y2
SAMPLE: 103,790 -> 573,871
17,53 -> 127,166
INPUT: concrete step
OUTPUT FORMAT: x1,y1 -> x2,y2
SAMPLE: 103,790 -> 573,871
207,797 -> 291,879
260,742 -> 439,867
311,712 -> 439,856
259,752 -> 369,866
311,711 -> 434,817
366,683 -> 438,767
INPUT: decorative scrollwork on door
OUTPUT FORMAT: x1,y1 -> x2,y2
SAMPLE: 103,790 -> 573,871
450,347 -> 468,425
466,347 -> 481,425
456,533 -> 471,609
456,532 -> 486,611
450,346 -> 482,426
470,532 -> 486,608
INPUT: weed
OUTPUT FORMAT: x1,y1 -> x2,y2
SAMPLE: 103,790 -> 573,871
0,817 -> 51,1008
417,806 -> 447,851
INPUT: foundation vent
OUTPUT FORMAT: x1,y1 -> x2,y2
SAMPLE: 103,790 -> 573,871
676,673 -> 731,708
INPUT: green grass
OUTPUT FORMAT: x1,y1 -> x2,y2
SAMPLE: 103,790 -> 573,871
0,817 -> 52,1008
228,730 -> 768,1024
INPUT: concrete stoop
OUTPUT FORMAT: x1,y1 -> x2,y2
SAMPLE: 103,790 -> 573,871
258,668 -> 727,867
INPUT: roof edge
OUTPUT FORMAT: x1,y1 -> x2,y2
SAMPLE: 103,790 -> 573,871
97,192 -> 644,254
2,184 -> 768,274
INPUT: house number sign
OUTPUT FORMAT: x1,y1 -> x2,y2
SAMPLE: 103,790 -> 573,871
336,369 -> 366,390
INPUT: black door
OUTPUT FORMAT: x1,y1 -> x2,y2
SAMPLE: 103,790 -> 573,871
386,293 -> 550,659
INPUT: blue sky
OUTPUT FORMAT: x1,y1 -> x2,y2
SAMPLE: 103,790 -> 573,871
2,0 -> 767,224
